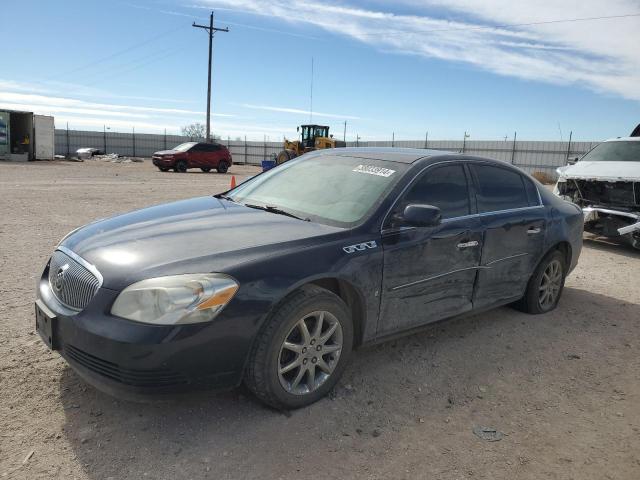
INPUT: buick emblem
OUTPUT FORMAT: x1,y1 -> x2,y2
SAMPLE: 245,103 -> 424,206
53,264 -> 69,292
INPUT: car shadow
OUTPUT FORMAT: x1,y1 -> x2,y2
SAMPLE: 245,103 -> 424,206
583,234 -> 640,258
58,287 -> 639,479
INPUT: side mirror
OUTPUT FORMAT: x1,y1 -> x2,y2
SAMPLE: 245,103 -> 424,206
567,156 -> 579,165
400,204 -> 442,227
297,126 -> 300,132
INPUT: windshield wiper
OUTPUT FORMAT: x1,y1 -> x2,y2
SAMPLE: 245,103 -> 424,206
244,203 -> 309,221
214,193 -> 237,203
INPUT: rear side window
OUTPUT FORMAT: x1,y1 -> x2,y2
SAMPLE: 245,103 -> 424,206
402,164 -> 470,219
206,144 -> 223,152
523,176 -> 540,206
470,164 -> 530,213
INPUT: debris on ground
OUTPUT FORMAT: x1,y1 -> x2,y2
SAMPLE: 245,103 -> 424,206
76,147 -> 102,160
22,450 -> 34,464
73,149 -> 143,163
472,426 -> 504,442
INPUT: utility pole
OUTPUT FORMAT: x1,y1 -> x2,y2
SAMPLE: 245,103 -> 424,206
343,121 -> 347,142
193,11 -> 229,143
103,125 -> 109,153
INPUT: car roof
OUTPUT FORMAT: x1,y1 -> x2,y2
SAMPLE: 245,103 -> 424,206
310,147 -> 457,164
603,137 -> 640,142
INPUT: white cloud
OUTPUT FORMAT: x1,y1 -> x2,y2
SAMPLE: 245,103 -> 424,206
0,91 -> 214,116
240,103 -> 361,120
0,84 -> 240,135
199,0 -> 640,101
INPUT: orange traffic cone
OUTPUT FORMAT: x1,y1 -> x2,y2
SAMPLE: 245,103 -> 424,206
230,175 -> 237,189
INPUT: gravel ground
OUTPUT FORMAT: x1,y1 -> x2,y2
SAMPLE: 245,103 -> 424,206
1,159 -> 639,480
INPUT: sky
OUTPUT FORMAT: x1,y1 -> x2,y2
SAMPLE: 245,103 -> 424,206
1,0 -> 639,141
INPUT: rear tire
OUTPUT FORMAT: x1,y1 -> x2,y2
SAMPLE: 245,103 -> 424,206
175,160 -> 188,173
201,167 -> 211,173
515,250 -> 566,314
217,161 -> 229,174
244,285 -> 353,410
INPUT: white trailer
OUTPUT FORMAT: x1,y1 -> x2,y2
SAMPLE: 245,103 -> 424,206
34,115 -> 55,160
0,110 -> 55,161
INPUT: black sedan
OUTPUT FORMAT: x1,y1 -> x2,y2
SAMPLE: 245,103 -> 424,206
35,148 -> 583,409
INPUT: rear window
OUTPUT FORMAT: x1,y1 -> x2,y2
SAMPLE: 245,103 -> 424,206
470,164 -> 530,213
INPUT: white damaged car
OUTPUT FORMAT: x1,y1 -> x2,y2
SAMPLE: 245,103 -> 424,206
554,137 -> 640,249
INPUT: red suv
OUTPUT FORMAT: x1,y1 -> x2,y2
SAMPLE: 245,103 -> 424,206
152,142 -> 233,173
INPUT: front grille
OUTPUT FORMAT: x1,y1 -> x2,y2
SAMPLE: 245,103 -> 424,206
48,249 -> 101,311
575,179 -> 637,207
64,344 -> 188,387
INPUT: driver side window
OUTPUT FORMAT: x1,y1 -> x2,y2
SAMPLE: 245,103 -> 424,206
398,164 -> 471,220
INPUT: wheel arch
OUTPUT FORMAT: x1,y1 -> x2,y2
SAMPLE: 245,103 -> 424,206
546,240 -> 572,269
307,278 -> 367,348
259,276 -> 368,350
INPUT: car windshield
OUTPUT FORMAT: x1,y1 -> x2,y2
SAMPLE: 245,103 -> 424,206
173,142 -> 197,152
581,141 -> 640,162
228,155 -> 408,227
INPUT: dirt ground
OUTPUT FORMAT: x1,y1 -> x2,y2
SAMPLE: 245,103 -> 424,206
1,159 -> 639,480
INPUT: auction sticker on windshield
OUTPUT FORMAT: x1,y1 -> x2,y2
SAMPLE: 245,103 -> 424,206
352,165 -> 396,177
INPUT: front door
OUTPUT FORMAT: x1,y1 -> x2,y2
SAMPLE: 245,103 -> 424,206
379,163 -> 482,335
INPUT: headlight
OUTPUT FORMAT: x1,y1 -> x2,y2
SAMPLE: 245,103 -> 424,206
111,274 -> 238,325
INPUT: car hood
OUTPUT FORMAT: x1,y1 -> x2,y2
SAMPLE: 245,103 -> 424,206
153,149 -> 179,156
557,161 -> 640,181
60,196 -> 344,289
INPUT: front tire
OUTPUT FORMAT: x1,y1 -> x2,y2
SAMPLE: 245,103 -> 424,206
277,149 -> 297,165
245,285 -> 353,409
175,160 -> 188,173
516,250 -> 566,314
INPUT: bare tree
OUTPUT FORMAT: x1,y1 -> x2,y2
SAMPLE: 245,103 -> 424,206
181,123 -> 206,139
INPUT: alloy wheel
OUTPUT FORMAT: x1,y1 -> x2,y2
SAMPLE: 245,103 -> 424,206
278,311 -> 343,395
538,259 -> 563,309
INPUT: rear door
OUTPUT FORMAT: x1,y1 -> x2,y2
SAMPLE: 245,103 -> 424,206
205,143 -> 223,167
469,163 -> 546,308
34,115 -> 55,160
379,163 -> 482,335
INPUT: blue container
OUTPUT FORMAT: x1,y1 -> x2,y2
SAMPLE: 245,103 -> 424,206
261,160 -> 277,171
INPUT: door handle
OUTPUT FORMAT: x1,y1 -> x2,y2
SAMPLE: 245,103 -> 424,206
527,227 -> 542,235
457,240 -> 479,249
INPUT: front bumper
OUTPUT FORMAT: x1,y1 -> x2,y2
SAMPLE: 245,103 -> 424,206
582,206 -> 640,236
152,157 -> 174,167
36,268 -> 256,397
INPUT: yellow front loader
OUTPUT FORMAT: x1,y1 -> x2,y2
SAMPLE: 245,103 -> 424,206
276,125 -> 346,164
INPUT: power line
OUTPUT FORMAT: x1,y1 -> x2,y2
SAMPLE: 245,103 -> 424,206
358,12 -> 640,37
193,11 -> 229,142
45,25 -> 188,81
81,46 -> 185,88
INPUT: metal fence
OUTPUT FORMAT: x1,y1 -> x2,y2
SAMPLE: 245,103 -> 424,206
54,129 -> 597,177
